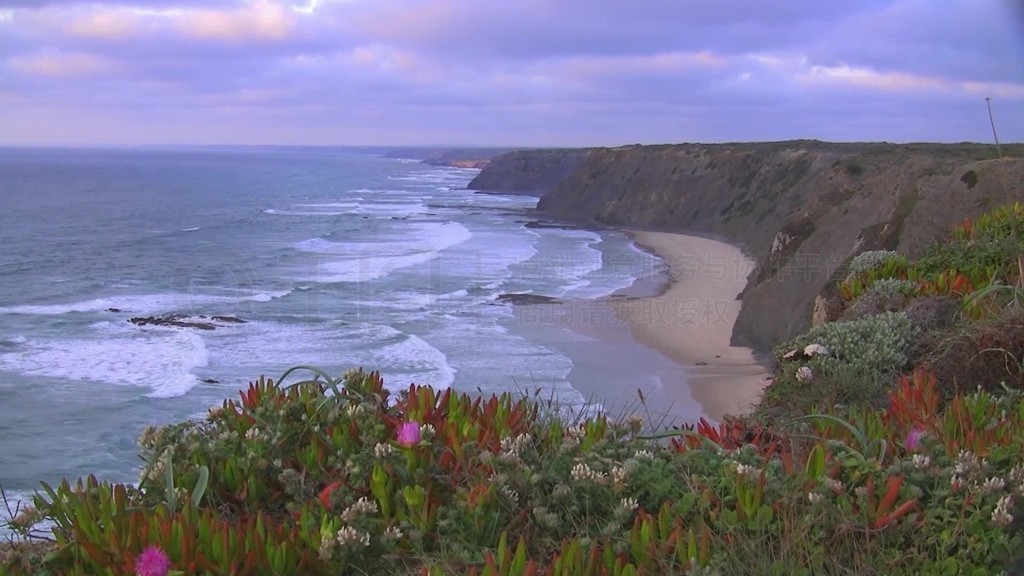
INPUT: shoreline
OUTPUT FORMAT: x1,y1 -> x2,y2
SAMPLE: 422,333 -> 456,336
609,231 -> 768,421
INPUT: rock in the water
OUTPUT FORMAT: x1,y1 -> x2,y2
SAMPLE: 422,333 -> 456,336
107,308 -> 122,313
495,293 -> 561,305
129,314 -> 216,330
211,315 -> 246,324
200,378 -> 220,384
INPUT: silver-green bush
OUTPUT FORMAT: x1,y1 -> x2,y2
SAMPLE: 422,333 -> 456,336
844,250 -> 903,282
783,311 -> 918,376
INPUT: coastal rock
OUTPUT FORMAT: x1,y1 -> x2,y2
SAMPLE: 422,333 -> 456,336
128,314 -> 246,330
211,315 -> 246,324
495,293 -> 561,305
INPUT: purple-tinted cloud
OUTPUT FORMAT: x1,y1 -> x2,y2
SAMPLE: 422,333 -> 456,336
0,0 -> 1021,146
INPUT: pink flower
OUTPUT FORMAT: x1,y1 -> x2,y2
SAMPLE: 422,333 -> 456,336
136,545 -> 171,576
396,421 -> 421,447
905,428 -> 925,451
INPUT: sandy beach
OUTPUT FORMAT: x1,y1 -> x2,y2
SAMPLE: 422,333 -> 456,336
522,230 -> 769,425
610,231 -> 768,422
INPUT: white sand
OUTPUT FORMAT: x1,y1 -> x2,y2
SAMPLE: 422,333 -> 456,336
611,231 -> 768,421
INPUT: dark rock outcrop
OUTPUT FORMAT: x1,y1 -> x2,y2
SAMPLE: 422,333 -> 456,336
495,293 -> 561,305
129,314 -> 247,330
467,149 -> 590,194
472,140 -> 1024,353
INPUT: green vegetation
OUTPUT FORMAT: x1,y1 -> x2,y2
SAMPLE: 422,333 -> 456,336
5,203 -> 1024,575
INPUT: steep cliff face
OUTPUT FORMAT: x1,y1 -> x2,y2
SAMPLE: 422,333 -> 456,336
522,141 -> 1024,352
467,149 -> 590,194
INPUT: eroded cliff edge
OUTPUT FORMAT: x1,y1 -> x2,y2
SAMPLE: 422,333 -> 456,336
473,141 -> 1024,354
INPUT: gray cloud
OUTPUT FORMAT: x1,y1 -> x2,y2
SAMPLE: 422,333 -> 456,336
0,0 -> 1021,146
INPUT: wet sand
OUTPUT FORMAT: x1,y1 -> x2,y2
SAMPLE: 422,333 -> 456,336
610,231 -> 768,421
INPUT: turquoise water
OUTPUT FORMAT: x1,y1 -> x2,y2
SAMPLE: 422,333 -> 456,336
0,147 -> 673,515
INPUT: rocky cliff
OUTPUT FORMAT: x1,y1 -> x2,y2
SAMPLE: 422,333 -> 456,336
478,141 -> 1024,353
467,149 -> 590,194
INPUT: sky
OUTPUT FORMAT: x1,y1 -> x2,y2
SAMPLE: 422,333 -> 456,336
0,0 -> 1022,147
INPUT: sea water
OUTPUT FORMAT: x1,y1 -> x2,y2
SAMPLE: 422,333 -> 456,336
0,146 -> 672,527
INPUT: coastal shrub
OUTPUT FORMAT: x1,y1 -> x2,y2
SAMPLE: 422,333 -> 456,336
920,307 -> 1024,398
842,278 -> 917,320
839,251 -> 912,301
8,368 -> 1024,574
843,250 -> 904,283
953,201 -> 1024,243
781,311 -> 918,379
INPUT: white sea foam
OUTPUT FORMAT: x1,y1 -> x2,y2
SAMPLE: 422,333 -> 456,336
293,202 -> 360,209
181,226 -> 201,232
351,202 -> 427,217
0,323 -> 209,398
264,208 -> 354,216
295,222 -> 473,283
0,289 -> 291,316
207,321 -> 455,393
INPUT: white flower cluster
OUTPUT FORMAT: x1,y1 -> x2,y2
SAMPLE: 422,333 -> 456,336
340,497 -> 379,522
373,442 -> 395,459
570,462 -> 605,483
383,526 -> 403,541
911,454 -> 931,470
807,492 -> 824,504
499,433 -> 533,463
980,477 -> 1007,495
734,463 -> 758,477
500,485 -> 520,504
992,494 -> 1014,527
953,450 -> 985,476
344,403 -> 366,418
619,497 -> 638,513
335,526 -> 371,548
419,423 -> 436,440
559,425 -> 587,453
610,465 -> 629,491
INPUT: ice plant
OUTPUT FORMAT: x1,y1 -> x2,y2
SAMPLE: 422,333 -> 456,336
905,428 -> 924,451
397,421 -> 421,447
135,545 -> 171,576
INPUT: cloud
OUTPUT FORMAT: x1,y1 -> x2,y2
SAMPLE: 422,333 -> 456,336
0,0 -> 1021,146
8,50 -> 117,77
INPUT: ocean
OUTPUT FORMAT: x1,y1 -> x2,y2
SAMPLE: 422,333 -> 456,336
0,146 -> 696,527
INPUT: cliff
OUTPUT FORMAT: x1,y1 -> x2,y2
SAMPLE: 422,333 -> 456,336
477,141 -> 1024,352
466,149 -> 590,194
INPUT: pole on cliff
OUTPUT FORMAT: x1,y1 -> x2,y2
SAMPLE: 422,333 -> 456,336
986,97 -> 1002,159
